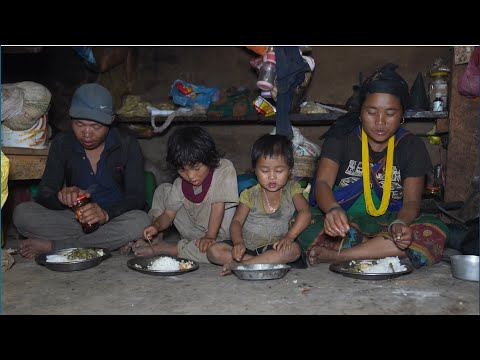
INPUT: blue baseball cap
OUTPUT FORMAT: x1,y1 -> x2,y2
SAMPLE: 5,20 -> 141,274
69,83 -> 113,125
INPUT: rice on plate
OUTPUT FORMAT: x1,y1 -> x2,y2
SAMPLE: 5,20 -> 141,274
348,256 -> 407,273
147,256 -> 194,271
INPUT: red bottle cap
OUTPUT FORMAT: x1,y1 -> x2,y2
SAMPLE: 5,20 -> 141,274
265,51 -> 276,64
76,194 -> 87,201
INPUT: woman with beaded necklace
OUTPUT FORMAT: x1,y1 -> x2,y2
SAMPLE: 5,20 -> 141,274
299,63 -> 448,268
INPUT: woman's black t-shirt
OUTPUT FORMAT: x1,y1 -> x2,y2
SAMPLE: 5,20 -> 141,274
320,130 -> 432,200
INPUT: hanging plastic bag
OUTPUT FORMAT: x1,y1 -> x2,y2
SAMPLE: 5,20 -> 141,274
458,46 -> 480,98
169,80 -> 220,108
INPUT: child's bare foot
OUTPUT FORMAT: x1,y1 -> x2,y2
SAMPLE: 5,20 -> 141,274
19,239 -> 53,259
133,244 -> 157,257
119,241 -> 135,255
132,239 -> 153,256
133,240 -> 171,257
307,245 -> 338,266
220,263 -> 234,276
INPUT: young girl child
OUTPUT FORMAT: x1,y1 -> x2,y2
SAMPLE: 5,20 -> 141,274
132,126 -> 239,263
207,134 -> 311,274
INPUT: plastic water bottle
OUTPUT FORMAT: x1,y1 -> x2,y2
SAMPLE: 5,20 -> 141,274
256,51 -> 276,91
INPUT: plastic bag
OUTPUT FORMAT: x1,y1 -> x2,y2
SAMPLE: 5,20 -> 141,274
1,81 -> 51,130
458,46 -> 480,98
169,80 -> 219,108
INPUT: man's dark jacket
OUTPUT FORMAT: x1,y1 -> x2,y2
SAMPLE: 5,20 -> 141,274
36,128 -> 147,220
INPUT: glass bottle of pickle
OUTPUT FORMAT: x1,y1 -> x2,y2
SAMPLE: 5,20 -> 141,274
72,194 -> 99,234
428,58 -> 450,111
424,165 -> 442,201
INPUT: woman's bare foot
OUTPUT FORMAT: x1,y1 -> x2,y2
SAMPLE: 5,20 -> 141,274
19,238 -> 53,259
307,245 -> 338,266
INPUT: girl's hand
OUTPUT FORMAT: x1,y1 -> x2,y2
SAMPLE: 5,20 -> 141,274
232,244 -> 246,262
195,235 -> 216,253
324,207 -> 349,238
390,223 -> 413,250
143,225 -> 159,240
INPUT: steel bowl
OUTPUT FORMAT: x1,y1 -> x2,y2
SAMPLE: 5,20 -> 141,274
230,263 -> 290,281
450,255 -> 479,282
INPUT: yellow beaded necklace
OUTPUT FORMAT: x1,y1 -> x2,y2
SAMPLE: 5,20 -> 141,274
361,128 -> 394,216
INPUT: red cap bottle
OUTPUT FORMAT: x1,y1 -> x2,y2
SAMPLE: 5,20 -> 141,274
72,194 -> 99,234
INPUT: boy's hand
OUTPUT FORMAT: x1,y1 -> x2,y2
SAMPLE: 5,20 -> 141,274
273,234 -> 295,254
232,243 -> 246,262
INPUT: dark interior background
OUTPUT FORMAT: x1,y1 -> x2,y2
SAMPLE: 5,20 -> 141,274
4,46 -> 477,212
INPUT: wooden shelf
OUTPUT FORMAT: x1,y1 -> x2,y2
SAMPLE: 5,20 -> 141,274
117,110 -> 448,126
2,147 -> 49,156
2,146 -> 50,181
403,110 -> 448,119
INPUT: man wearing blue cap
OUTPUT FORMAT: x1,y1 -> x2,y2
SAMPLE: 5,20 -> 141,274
13,83 -> 151,258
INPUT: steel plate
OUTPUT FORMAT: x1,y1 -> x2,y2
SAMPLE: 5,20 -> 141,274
127,255 -> 199,276
35,247 -> 111,272
329,259 -> 413,280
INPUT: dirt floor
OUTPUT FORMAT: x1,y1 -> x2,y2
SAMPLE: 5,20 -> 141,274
1,225 -> 478,315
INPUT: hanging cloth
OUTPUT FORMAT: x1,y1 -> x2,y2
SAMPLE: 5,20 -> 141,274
275,46 -> 311,139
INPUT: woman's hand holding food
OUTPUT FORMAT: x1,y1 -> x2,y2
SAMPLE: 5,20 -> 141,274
324,206 -> 350,238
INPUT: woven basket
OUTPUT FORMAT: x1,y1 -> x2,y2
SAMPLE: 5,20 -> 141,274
292,156 -> 317,179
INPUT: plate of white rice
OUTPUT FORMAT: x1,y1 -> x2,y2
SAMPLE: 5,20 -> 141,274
329,256 -> 413,280
127,255 -> 198,276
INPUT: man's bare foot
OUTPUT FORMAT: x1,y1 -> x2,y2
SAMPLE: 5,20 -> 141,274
19,239 -> 53,259
119,241 -> 135,255
307,245 -> 338,266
